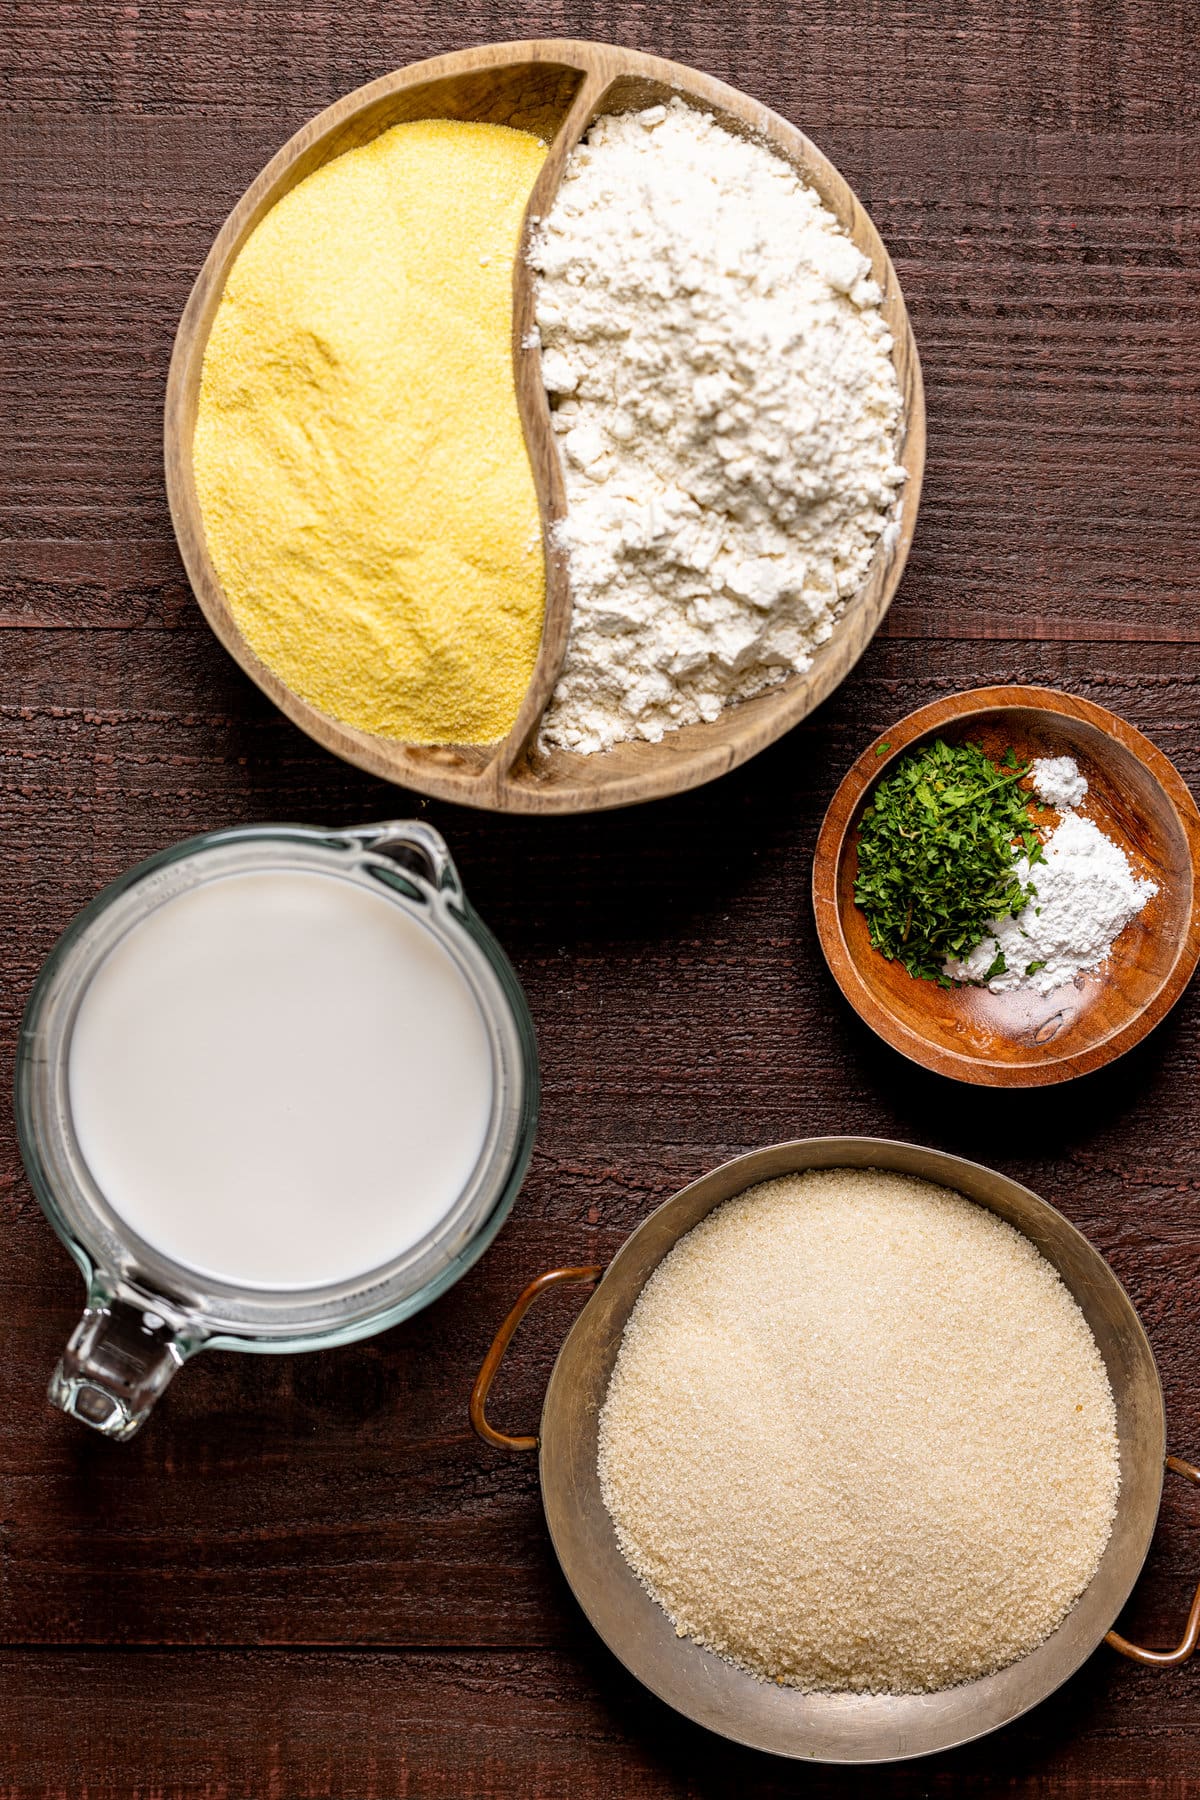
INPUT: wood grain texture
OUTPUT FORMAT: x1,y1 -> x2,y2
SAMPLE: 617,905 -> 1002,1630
2,0 -> 1199,1793
0,1645 -> 1199,1800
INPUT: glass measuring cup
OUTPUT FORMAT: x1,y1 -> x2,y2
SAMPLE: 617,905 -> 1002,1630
14,820 -> 538,1439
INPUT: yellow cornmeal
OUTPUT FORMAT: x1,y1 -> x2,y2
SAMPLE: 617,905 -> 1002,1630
193,120 -> 546,745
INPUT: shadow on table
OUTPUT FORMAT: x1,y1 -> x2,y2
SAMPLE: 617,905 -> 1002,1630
566,1603 -> 1149,1798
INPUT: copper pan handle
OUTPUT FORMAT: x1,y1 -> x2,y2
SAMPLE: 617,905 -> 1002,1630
470,1266 -> 603,1451
1107,1457 -> 1200,1667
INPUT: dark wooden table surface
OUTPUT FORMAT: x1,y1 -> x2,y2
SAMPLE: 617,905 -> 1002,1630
3,3 -> 1198,1794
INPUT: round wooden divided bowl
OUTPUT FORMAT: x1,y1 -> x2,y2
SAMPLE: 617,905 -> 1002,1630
164,38 -> 924,814
813,687 -> 1200,1085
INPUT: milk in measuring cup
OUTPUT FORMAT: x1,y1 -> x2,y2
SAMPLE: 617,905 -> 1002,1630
67,869 -> 494,1289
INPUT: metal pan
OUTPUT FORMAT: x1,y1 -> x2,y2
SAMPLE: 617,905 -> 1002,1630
471,1138 -> 1199,1764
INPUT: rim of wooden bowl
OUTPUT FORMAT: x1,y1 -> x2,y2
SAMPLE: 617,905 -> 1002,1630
812,685 -> 1200,1085
164,37 -> 925,814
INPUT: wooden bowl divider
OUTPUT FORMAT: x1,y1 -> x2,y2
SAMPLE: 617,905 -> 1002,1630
165,39 -> 925,813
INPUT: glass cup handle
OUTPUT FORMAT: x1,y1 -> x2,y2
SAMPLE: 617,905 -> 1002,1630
49,1289 -> 195,1440
349,820 -> 462,900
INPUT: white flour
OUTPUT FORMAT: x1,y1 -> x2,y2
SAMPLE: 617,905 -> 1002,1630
529,100 -> 905,755
1031,755 -> 1089,809
945,801 -> 1157,996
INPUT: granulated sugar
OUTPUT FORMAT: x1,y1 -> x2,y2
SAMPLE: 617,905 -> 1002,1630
598,1169 -> 1119,1695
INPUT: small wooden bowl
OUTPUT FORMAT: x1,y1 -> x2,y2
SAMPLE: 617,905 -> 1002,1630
164,39 -> 924,814
812,687 -> 1200,1085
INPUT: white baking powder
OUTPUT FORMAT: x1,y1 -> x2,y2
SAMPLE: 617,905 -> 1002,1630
529,100 -> 906,754
1030,755 -> 1089,809
945,803 -> 1157,996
